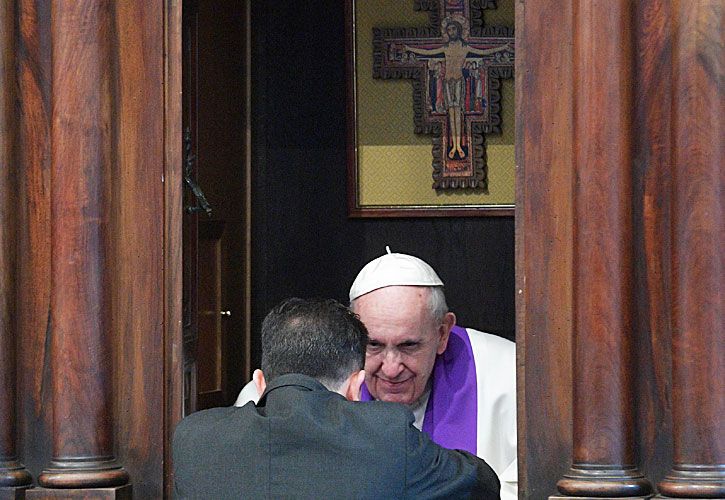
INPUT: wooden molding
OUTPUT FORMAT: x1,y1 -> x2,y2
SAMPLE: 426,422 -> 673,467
26,484 -> 131,499
0,0 -> 32,490
163,0 -> 184,497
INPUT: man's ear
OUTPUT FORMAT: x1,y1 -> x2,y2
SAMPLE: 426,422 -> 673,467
436,312 -> 456,355
253,369 -> 267,397
343,370 -> 366,402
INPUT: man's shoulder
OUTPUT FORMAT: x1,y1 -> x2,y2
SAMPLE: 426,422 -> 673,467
321,398 -> 418,450
326,394 -> 416,428
459,326 -> 516,389
462,327 -> 515,356
178,405 -> 238,425
462,326 -> 514,344
174,406 -> 248,444
357,398 -> 415,420
172,406 -> 267,498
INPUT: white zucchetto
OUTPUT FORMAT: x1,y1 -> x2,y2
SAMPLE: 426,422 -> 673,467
349,246 -> 444,301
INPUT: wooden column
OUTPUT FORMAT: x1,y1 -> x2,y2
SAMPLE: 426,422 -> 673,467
555,1 -> 652,497
657,1 -> 724,497
633,0 -> 674,485
32,1 -> 129,494
0,0 -> 33,496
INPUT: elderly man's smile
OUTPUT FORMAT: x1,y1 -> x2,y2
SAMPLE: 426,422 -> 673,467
377,377 -> 412,390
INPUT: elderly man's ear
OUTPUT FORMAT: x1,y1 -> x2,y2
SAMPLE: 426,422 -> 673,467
342,370 -> 366,401
253,369 -> 267,397
437,311 -> 456,355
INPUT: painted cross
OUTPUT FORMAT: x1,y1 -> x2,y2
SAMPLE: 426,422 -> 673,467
373,0 -> 514,190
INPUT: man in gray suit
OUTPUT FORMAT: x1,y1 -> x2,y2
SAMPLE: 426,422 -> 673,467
173,298 -> 500,499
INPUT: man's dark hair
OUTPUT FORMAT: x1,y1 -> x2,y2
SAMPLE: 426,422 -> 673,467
261,298 -> 368,390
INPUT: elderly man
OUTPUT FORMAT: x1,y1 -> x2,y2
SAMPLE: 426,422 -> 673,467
234,250 -> 516,497
177,298 -> 500,499
348,249 -> 517,499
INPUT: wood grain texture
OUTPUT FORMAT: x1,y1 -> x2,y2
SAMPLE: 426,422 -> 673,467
515,0 -> 574,497
658,1 -> 724,497
633,0 -> 674,486
0,0 -> 33,490
164,0 -> 184,497
39,0 -> 127,488
557,0 -> 652,496
15,0 -> 53,481
109,2 -> 166,498
16,1 -> 170,495
0,0 -> 16,463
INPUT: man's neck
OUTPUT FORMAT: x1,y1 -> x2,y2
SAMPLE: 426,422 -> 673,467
408,384 -> 432,430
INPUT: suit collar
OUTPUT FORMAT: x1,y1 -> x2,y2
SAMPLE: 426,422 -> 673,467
258,373 -> 329,404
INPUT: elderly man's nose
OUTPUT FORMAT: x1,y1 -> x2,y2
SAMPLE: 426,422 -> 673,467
381,352 -> 403,377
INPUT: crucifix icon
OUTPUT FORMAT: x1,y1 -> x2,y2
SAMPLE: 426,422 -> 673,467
373,1 -> 514,190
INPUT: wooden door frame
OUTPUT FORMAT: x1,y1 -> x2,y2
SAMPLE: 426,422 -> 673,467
163,0 -> 527,496
514,1 -> 573,497
163,1 -> 183,497
162,0 -> 253,496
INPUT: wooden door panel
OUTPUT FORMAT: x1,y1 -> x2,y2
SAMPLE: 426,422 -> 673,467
197,220 -> 225,407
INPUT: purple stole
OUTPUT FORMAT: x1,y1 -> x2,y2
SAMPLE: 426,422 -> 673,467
361,325 -> 478,454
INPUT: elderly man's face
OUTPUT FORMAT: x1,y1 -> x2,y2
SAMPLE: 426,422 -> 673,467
353,286 -> 450,405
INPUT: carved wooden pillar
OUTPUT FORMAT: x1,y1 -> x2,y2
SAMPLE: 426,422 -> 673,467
555,1 -> 652,497
0,0 -> 33,496
657,2 -> 724,497
31,1 -> 129,494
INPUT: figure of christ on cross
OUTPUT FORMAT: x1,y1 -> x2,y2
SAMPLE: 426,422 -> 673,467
405,19 -> 510,160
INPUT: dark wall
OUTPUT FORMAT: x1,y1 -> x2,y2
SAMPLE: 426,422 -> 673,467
250,0 -> 515,367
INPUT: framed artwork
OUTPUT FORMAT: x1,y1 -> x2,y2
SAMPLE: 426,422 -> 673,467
346,0 -> 516,217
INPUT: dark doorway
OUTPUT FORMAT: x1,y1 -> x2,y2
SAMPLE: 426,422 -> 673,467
182,0 -> 250,414
247,0 -> 516,374
178,0 -> 516,413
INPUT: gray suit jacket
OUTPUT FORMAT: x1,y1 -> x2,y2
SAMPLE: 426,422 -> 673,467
173,374 -> 500,499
